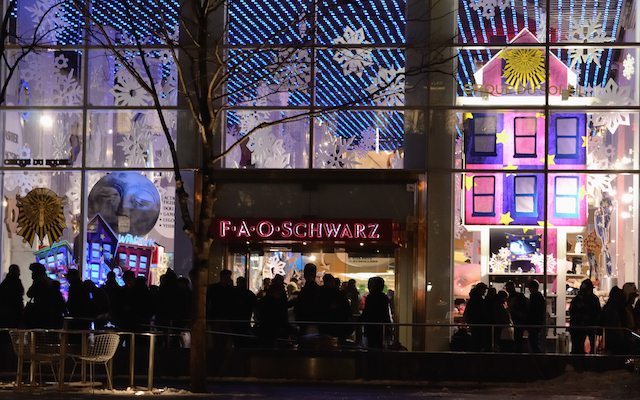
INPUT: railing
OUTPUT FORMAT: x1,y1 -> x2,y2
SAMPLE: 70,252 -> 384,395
3,320 -> 639,391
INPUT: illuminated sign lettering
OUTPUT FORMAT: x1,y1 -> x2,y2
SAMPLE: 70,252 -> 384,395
212,218 -> 394,243
118,234 -> 156,247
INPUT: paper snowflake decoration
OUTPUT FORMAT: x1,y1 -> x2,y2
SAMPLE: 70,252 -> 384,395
110,70 -> 152,106
332,27 -> 374,77
265,254 -> 287,278
587,135 -> 614,164
588,78 -> 636,134
236,109 -> 270,135
366,67 -> 405,106
261,139 -> 291,168
14,172 -> 38,197
530,253 -> 557,274
489,247 -> 510,274
623,54 -> 635,80
25,0 -> 70,41
499,48 -> 546,90
564,13 -> 614,69
315,135 -> 361,169
468,0 -> 510,19
117,121 -> 153,166
272,48 -> 311,92
588,174 -> 616,198
52,69 -> 83,105
247,129 -> 279,167
353,127 -> 376,158
454,217 -> 466,240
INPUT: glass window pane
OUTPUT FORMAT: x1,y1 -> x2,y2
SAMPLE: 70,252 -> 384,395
474,136 -> 495,153
515,177 -> 535,194
474,197 -> 494,214
556,197 -> 577,215
516,197 -> 535,213
556,177 -> 578,195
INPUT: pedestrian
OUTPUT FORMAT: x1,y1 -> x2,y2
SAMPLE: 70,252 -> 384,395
360,276 -> 391,349
526,279 -> 546,353
569,279 -> 602,354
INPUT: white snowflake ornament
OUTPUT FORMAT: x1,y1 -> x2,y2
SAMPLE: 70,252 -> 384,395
332,27 -> 373,77
623,53 -> 635,80
367,68 -> 405,106
110,71 -> 152,106
272,48 -> 311,92
564,13 -> 614,69
588,78 -> 636,134
468,0 -> 510,19
315,135 -> 361,169
117,122 -> 153,166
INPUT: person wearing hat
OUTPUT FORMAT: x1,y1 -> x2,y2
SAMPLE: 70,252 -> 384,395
569,279 -> 602,354
25,263 -> 58,328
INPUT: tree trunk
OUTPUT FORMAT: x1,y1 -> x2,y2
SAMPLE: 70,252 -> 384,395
190,245 -> 210,392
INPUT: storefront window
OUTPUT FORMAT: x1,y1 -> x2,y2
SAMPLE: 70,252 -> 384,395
225,0 -> 406,169
453,0 -> 639,347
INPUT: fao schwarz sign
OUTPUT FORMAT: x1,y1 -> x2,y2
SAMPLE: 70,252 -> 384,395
211,218 -> 395,243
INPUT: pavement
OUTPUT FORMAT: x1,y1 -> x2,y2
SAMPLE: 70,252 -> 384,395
1,369 -> 640,400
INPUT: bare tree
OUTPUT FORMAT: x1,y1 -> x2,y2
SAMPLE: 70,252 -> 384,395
3,0 -> 454,392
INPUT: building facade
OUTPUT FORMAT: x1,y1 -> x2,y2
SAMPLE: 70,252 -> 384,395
0,0 -> 638,351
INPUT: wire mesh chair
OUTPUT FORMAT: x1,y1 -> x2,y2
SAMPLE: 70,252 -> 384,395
9,330 -> 63,388
69,333 -> 120,390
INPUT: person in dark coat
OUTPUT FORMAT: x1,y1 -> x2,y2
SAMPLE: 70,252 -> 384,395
84,280 -> 111,330
526,279 -> 546,353
360,276 -> 391,349
294,263 -> 321,335
206,269 -> 236,347
505,281 -> 528,353
493,289 -> 515,352
25,263 -> 59,329
0,264 -> 24,329
317,274 -> 353,344
256,274 -> 291,348
600,286 -> 625,354
65,268 -> 92,331
463,282 -> 490,352
233,276 -> 257,346
569,279 -> 602,354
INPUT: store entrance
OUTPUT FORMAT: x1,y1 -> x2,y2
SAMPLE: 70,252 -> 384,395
227,249 -> 396,305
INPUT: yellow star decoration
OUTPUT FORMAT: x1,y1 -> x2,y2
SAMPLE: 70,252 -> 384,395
500,212 -> 514,225
504,162 -> 518,176
537,221 -> 554,227
499,48 -> 546,91
464,113 -> 474,120
535,113 -> 545,119
100,233 -> 105,240
579,185 -> 587,200
540,155 -> 555,165
496,130 -> 509,145
465,175 -> 475,191
582,136 -> 587,148
522,228 -> 533,233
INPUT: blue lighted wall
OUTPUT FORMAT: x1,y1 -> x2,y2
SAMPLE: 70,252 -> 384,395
227,0 -> 407,153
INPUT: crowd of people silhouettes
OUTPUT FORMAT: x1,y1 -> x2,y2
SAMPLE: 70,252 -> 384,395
461,278 -> 640,354
0,262 -> 392,350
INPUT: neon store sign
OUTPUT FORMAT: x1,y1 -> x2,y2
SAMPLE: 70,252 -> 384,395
211,218 -> 395,243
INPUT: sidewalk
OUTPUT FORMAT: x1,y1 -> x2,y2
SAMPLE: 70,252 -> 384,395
1,367 -> 640,399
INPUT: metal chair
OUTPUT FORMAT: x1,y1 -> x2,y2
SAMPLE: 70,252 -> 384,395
9,330 -> 63,388
69,333 -> 120,390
